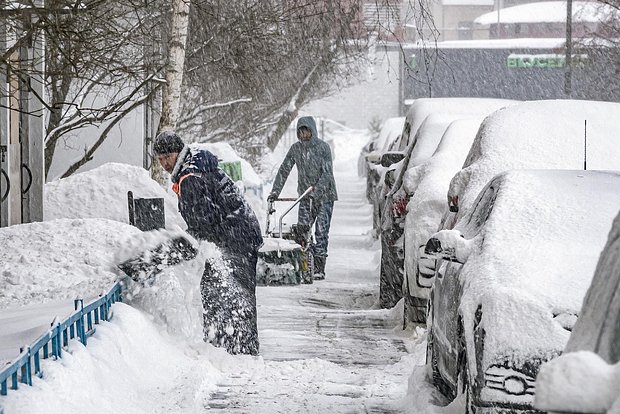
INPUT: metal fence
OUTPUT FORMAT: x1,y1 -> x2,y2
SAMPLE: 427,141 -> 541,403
0,282 -> 123,413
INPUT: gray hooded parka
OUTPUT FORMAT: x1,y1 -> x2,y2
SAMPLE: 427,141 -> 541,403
271,116 -> 338,202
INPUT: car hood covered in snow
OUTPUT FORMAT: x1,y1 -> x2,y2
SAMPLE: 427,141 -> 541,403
455,170 -> 620,374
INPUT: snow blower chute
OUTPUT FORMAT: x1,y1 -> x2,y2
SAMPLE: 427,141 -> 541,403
257,187 -> 314,285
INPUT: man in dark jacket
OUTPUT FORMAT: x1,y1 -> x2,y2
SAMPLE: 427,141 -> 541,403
268,116 -> 338,279
154,131 -> 263,355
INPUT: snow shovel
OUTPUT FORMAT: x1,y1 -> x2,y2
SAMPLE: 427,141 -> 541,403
117,236 -> 198,284
257,187 -> 314,286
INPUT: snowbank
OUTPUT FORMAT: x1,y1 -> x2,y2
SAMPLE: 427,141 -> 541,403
1,303 -> 222,414
44,162 -> 186,230
0,218 -> 140,311
535,351 -> 620,413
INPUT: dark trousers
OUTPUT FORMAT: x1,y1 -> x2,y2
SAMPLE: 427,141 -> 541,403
201,247 -> 259,355
298,198 -> 334,257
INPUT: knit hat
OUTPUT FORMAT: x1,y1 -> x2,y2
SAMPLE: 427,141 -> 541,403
153,131 -> 185,155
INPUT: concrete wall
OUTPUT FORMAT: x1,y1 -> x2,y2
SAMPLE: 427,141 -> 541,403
403,46 -> 620,102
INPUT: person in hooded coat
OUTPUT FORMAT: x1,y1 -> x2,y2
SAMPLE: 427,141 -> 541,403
154,131 -> 263,356
268,116 -> 338,279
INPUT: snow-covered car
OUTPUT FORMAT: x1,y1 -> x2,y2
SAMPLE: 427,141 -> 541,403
401,117 -> 485,324
379,113 -> 458,309
393,97 -> 516,153
364,117 -> 406,235
442,99 -> 620,231
424,170 -> 620,413
358,116 -> 405,179
534,209 -> 620,414
378,98 -> 515,310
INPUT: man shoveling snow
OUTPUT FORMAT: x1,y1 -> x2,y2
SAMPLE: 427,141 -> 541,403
121,131 -> 263,355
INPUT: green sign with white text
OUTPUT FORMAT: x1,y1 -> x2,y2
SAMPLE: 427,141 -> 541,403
506,54 -> 588,69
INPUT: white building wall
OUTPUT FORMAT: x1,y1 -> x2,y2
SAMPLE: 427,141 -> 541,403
302,48 -> 402,129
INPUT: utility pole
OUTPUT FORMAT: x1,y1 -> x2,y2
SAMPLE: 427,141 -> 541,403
496,0 -> 503,39
565,0 -> 573,95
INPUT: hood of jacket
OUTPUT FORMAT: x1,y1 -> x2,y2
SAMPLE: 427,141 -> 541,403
171,144 -> 219,182
297,116 -> 320,147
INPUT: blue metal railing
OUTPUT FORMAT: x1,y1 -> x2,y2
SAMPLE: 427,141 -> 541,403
0,282 -> 122,413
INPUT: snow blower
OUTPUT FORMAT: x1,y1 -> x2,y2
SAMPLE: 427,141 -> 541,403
257,187 -> 314,286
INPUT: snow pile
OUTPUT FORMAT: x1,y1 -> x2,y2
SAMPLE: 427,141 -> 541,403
565,209 -> 620,360
452,171 -> 620,379
535,351 -> 620,413
1,303 -> 222,414
44,162 -> 186,230
534,210 -> 620,412
403,117 -> 484,298
448,99 -> 620,228
4,161 -> 224,349
0,218 -> 140,311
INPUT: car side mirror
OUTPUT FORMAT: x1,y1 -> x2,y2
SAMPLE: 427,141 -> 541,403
366,152 -> 381,164
425,230 -> 472,264
380,151 -> 405,168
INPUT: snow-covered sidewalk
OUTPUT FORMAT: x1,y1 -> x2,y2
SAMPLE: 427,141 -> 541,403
2,127 -> 446,414
205,153 -> 419,412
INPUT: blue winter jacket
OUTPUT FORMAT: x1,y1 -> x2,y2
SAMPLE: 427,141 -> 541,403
171,145 -> 263,252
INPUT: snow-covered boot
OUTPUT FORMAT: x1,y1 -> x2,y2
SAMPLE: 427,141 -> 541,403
313,255 -> 326,280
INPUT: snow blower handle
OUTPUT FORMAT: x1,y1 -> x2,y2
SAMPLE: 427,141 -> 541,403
278,186 -> 314,238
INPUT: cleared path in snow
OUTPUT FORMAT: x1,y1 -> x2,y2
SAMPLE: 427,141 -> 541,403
205,131 -> 416,413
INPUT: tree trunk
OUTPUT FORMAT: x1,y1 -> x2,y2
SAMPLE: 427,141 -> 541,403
154,0 -> 191,183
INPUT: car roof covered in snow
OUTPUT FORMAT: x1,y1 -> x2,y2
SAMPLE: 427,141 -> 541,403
448,99 -> 620,228
454,169 -> 620,371
376,117 -> 406,153
399,98 -> 516,152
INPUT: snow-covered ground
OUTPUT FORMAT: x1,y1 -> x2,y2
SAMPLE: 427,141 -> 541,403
0,124 -> 460,413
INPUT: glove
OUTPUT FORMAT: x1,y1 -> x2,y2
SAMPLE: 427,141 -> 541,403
267,193 -> 278,203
